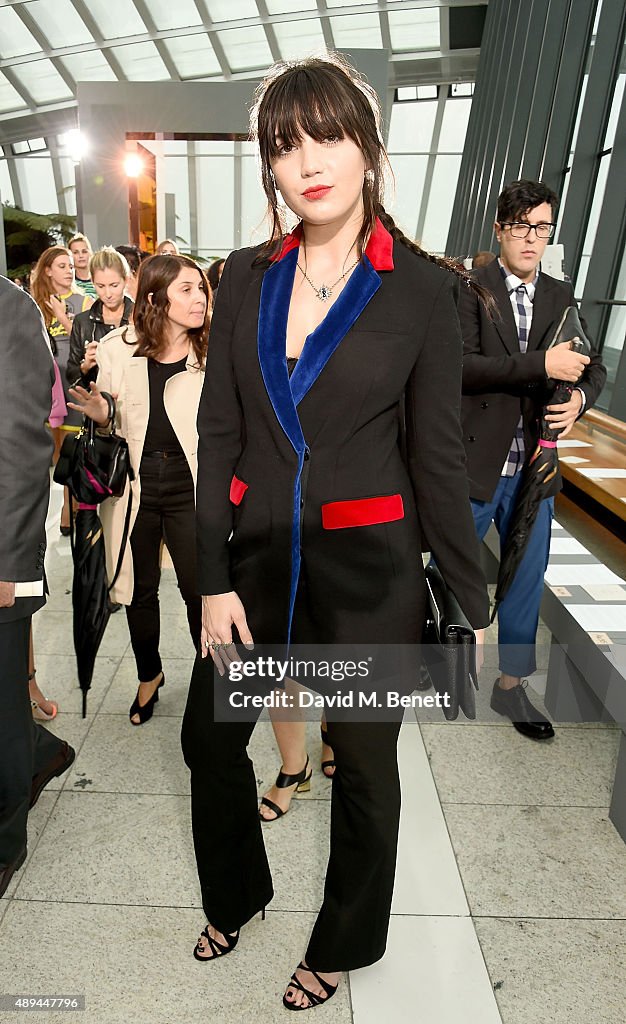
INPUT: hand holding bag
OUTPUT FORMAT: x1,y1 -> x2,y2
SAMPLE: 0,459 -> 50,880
421,563 -> 478,721
53,394 -> 134,504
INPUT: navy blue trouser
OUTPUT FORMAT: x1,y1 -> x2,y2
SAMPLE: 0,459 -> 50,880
471,472 -> 553,678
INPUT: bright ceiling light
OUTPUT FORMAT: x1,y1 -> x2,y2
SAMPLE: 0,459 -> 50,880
59,128 -> 87,163
124,153 -> 144,178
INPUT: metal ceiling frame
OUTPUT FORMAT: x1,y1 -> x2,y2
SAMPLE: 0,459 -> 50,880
0,0 -> 486,120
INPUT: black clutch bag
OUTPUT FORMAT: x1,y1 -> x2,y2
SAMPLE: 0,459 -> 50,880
53,400 -> 133,504
548,305 -> 591,358
421,564 -> 478,721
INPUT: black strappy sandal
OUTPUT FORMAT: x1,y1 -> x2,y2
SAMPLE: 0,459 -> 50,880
320,726 -> 336,779
283,962 -> 338,1011
259,755 -> 312,822
193,925 -> 239,962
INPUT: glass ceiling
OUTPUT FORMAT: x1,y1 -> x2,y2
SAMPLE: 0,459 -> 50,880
0,0 -> 470,118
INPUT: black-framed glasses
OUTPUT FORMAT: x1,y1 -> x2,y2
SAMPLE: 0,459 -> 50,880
499,221 -> 556,239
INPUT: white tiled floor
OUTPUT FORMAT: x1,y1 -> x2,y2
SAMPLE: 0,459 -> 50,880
1,482 -> 625,1022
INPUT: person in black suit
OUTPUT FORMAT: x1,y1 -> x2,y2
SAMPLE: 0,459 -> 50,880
0,276 -> 75,899
181,56 -> 490,1010
458,179 -> 606,741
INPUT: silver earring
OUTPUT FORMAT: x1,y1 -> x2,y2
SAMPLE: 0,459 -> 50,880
365,169 -> 375,186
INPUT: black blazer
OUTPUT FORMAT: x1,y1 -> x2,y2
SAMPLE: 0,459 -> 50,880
0,277 -> 54,623
458,259 -> 606,502
196,220 -> 490,645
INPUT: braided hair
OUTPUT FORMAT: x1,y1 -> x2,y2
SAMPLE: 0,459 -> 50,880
251,54 -> 494,314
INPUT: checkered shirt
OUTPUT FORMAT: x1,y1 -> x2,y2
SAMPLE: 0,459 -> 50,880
499,260 -> 538,476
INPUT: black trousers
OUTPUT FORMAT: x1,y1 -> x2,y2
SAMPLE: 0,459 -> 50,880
0,615 -> 66,867
126,453 -> 201,681
181,652 -> 404,973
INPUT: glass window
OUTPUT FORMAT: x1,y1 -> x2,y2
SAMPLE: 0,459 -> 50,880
0,8 -> 37,58
598,246 -> 626,410
165,35 -> 222,79
14,156 -> 58,214
208,0 -> 258,21
421,155 -> 463,253
160,155 -> 190,249
329,14 -> 383,49
24,1 -> 93,48
197,156 -> 234,251
273,18 -> 326,61
60,51 -> 118,83
388,9 -> 440,52
438,98 -> 472,152
388,100 -> 438,154
11,62 -> 73,105
241,153 -> 268,249
0,158 -> 15,205
386,155 -> 428,241
574,74 -> 625,296
87,0 -> 147,39
266,0 -> 317,12
0,76 -> 27,114
326,0 -> 372,7
217,26 -> 273,72
146,0 -> 203,32
110,42 -> 169,81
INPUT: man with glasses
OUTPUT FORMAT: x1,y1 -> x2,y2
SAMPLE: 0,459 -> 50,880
458,179 -> 606,740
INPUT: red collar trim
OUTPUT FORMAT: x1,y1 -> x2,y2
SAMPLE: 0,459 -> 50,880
271,217 -> 394,271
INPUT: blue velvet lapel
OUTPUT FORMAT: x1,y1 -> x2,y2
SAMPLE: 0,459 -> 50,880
257,246 -> 305,456
290,255 -> 381,406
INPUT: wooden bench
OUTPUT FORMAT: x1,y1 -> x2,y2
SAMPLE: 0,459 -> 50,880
558,410 -> 626,523
481,518 -> 626,843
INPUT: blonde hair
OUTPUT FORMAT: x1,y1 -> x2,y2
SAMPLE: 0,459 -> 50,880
68,232 -> 92,253
155,238 -> 179,255
89,246 -> 129,280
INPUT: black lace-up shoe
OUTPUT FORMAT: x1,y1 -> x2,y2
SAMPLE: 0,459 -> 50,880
490,678 -> 555,740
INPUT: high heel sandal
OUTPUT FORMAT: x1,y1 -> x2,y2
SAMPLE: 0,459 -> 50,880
320,726 -> 336,779
193,925 -> 239,962
193,908 -> 266,962
259,755 -> 312,822
129,673 -> 165,726
283,962 -> 338,1011
29,671 -> 58,722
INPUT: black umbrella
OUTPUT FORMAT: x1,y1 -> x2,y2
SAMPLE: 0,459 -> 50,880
492,308 -> 591,621
71,505 -> 111,717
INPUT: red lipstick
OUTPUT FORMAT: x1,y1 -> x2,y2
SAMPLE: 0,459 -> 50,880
302,185 -> 332,201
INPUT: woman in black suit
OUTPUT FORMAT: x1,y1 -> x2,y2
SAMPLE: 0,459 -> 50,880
182,55 -> 490,1011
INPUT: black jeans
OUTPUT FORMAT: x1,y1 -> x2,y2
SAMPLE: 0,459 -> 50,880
126,452 -> 201,681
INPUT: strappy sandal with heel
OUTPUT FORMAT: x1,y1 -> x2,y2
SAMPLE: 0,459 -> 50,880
193,926 -> 240,962
320,726 -> 336,779
259,755 -> 312,822
283,962 -> 338,1011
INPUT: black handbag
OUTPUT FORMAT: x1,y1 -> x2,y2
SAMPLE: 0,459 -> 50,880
420,563 -> 478,721
53,397 -> 133,504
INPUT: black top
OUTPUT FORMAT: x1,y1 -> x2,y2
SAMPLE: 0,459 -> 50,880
143,356 -> 187,454
287,356 -> 298,377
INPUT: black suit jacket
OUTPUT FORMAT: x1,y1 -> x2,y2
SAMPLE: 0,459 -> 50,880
196,221 -> 490,644
458,259 -> 606,502
0,277 -> 54,623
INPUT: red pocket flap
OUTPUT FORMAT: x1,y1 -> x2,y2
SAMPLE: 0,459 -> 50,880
229,475 -> 248,506
321,494 -> 404,530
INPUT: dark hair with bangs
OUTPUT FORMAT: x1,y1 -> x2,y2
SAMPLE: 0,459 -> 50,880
251,54 -> 494,313
131,254 -> 210,366
497,179 -> 559,224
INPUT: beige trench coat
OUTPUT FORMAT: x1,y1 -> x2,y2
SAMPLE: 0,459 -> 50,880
96,326 -> 204,605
